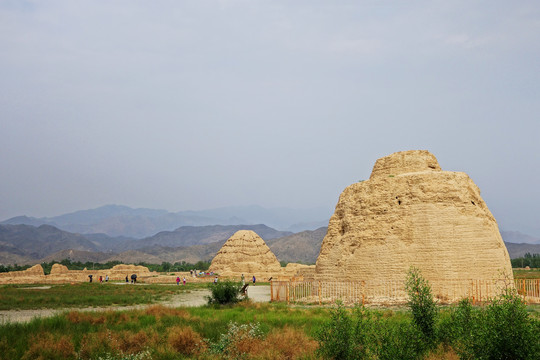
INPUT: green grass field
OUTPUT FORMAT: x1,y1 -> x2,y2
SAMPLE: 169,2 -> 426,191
0,283 -> 201,310
513,268 -> 540,279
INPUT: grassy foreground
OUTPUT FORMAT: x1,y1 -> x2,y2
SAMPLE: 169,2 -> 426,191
1,300 -> 538,360
0,302 -> 327,360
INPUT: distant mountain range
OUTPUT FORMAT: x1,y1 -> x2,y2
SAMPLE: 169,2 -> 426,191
0,222 -> 538,266
1,204 -> 331,238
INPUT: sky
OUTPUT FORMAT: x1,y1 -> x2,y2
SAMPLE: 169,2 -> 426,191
1,1 -> 539,235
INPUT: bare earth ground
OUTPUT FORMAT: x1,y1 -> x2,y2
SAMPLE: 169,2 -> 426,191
0,284 -> 271,324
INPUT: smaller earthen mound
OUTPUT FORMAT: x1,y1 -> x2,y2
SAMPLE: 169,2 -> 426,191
209,230 -> 282,277
0,264 -> 46,284
50,264 -> 70,274
25,264 -> 45,276
110,264 -> 151,273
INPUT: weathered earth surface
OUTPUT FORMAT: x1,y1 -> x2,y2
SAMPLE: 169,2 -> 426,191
315,150 -> 513,298
0,264 -> 46,284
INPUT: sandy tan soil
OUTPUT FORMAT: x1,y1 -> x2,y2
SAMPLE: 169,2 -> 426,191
0,285 -> 271,324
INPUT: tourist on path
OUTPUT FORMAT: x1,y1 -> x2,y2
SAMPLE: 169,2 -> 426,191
252,275 -> 256,285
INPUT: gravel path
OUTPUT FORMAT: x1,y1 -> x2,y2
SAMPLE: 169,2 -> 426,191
0,286 -> 271,324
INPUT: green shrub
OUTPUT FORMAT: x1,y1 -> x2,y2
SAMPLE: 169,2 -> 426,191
207,280 -> 243,305
316,302 -> 354,359
405,267 -> 437,346
446,289 -> 540,360
316,302 -> 381,360
378,320 -> 424,360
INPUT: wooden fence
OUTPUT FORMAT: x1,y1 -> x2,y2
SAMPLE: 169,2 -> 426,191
270,278 -> 540,305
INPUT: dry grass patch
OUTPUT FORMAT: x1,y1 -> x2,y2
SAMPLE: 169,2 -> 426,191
258,326 -> 318,359
426,345 -> 460,360
22,333 -> 76,360
117,330 -> 150,354
78,330 -> 115,359
168,325 -> 207,356
144,304 -> 193,320
66,311 -> 106,325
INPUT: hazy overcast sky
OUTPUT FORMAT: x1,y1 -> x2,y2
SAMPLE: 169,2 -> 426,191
1,1 -> 539,235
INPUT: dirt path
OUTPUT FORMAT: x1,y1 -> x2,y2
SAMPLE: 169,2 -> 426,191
0,286 -> 271,324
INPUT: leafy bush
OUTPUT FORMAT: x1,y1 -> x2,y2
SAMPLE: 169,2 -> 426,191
378,321 -> 424,360
405,267 -> 437,346
207,280 -> 244,305
446,289 -> 540,360
316,302 -> 381,360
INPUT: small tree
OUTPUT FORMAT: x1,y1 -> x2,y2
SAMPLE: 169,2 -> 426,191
405,267 -> 437,345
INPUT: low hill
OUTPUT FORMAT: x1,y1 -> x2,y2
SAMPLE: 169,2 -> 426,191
0,224 -> 98,259
500,231 -> 540,245
267,227 -> 327,263
40,249 -> 113,264
504,242 -> 540,258
2,221 -> 538,266
131,224 -> 292,249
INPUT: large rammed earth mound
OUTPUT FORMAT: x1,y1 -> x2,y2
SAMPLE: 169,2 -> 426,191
315,150 -> 513,292
209,230 -> 282,278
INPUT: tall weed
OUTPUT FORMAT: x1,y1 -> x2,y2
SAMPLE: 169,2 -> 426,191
406,267 -> 437,347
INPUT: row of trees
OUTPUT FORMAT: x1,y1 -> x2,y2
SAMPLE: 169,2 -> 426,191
0,259 -> 211,274
511,253 -> 540,268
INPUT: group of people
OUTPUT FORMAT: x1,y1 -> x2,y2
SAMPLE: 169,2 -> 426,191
240,274 -> 256,285
176,276 -> 186,285
88,274 -> 109,283
88,274 -> 137,283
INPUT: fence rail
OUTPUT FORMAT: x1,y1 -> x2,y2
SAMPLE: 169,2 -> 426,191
270,279 -> 540,305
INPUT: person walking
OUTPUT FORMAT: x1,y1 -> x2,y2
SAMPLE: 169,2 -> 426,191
176,276 -> 180,286
241,274 -> 245,285
252,275 -> 256,285
105,275 -> 109,282
183,277 -> 186,285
